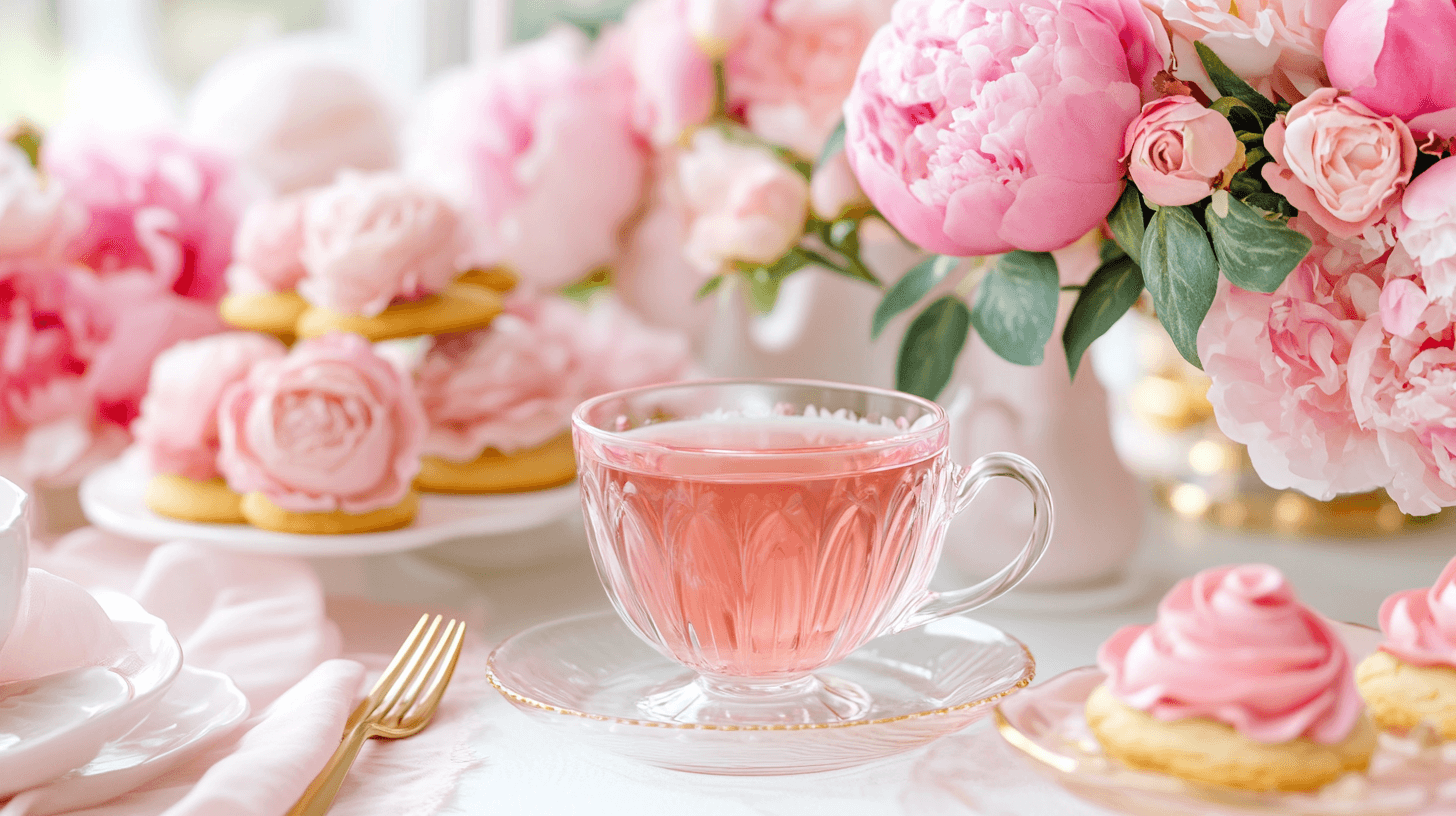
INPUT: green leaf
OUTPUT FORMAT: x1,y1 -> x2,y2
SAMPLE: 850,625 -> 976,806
1108,185 -> 1146,266
970,250 -> 1060,366
695,275 -> 724,299
742,249 -> 813,312
1100,240 -> 1127,264
817,120 -> 846,168
1140,205 -> 1220,368
1206,196 -> 1311,293
1195,42 -> 1278,124
1062,255 -> 1145,379
872,255 -> 958,338
896,296 -> 971,400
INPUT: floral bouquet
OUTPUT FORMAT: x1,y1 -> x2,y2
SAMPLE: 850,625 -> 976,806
828,0 -> 1456,516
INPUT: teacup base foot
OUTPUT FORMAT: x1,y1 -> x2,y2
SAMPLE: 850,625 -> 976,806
639,672 -> 873,726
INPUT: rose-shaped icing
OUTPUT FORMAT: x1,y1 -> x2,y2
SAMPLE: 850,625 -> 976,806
227,193 -> 310,295
217,332 -> 426,513
1261,88 -> 1415,239
1379,556 -> 1456,668
1124,96 -> 1239,207
132,332 -> 287,481
678,129 -> 809,274
297,172 -> 467,317
1098,564 -> 1364,744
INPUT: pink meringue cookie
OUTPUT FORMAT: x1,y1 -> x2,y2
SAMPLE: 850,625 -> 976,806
218,333 -> 426,514
1098,564 -> 1364,745
1378,556 -> 1456,668
0,569 -> 133,684
132,332 -> 288,481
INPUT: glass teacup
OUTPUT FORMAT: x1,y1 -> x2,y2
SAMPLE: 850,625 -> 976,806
573,379 -> 1052,725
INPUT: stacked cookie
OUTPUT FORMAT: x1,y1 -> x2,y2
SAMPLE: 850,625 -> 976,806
133,170 -> 692,534
1085,558 -> 1456,793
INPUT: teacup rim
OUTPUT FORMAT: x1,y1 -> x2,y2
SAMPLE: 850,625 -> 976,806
0,477 -> 28,533
571,377 -> 948,458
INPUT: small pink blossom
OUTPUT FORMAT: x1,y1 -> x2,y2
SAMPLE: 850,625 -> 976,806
843,0 -> 1162,256
687,0 -> 767,55
1123,96 -> 1239,206
1397,156 -> 1456,302
43,131 -> 251,302
1143,0 -> 1346,104
298,172 -> 467,317
409,29 -> 648,290
0,144 -> 82,261
679,129 -> 809,274
1261,89 -> 1415,239
227,192 -> 310,294
132,332 -> 287,481
610,0 -> 716,146
1199,259 -> 1390,501
218,333 -> 426,514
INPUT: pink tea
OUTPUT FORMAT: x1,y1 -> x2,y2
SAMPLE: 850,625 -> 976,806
578,415 -> 951,680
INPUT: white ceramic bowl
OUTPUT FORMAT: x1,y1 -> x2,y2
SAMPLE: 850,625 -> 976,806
0,477 -> 30,653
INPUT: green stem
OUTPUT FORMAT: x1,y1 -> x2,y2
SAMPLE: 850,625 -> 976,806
712,60 -> 729,120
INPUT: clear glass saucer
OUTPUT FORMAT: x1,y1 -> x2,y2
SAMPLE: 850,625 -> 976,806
486,610 -> 1035,775
994,624 -> 1456,816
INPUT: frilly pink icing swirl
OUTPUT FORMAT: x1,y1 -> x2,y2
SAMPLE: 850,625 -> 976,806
1097,564 -> 1363,745
1379,556 -> 1456,668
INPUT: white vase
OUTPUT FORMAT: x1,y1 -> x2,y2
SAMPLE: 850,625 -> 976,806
693,237 -> 1145,593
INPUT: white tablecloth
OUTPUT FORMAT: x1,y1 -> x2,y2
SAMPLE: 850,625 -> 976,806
310,508 -> 1456,816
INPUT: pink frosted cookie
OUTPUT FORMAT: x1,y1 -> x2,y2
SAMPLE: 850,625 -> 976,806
218,332 -> 426,533
1357,556 -> 1456,739
1088,564 -> 1376,791
219,193 -> 312,339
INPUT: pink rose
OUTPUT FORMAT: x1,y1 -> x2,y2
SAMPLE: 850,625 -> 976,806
1323,0 -> 1456,122
1199,258 -> 1391,500
844,0 -> 1161,256
1143,0 -> 1345,104
679,129 -> 809,274
186,40 -> 399,194
1123,96 -> 1239,206
417,295 -> 589,459
0,144 -> 82,261
43,131 -> 250,302
725,0 -> 894,157
227,193 -> 310,294
408,29 -> 647,290
609,0 -> 716,146
1346,287 -> 1456,515
132,332 -> 286,481
810,150 -> 871,220
298,172 -> 467,317
1261,89 -> 1415,239
1397,156 -> 1456,302
218,333 -> 425,514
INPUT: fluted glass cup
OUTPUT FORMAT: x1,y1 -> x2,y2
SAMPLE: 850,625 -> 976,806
573,379 -> 1053,725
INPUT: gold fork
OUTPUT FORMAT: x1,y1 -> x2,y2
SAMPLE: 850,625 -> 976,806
287,614 -> 466,816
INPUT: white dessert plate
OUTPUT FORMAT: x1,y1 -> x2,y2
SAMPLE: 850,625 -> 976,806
12,666 -> 249,815
995,623 -> 1456,816
487,611 -> 1036,775
79,454 -> 580,557
0,592 -> 183,798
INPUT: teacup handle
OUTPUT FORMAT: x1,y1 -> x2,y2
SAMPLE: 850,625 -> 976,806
893,452 -> 1054,632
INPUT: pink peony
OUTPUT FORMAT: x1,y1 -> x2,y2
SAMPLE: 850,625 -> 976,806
1199,259 -> 1391,500
679,128 -> 809,274
1347,286 -> 1456,515
418,295 -> 590,459
186,40 -> 399,194
43,131 -> 250,302
0,260 -> 105,434
611,0 -> 717,146
1123,95 -> 1239,206
1397,156 -> 1456,302
1143,0 -> 1346,104
1262,89 -> 1415,240
408,29 -> 648,290
843,0 -> 1162,256
132,332 -> 286,481
227,192 -> 310,294
1323,0 -> 1456,122
298,172 -> 467,317
726,0 -> 894,158
217,333 -> 426,514
0,144 -> 82,261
